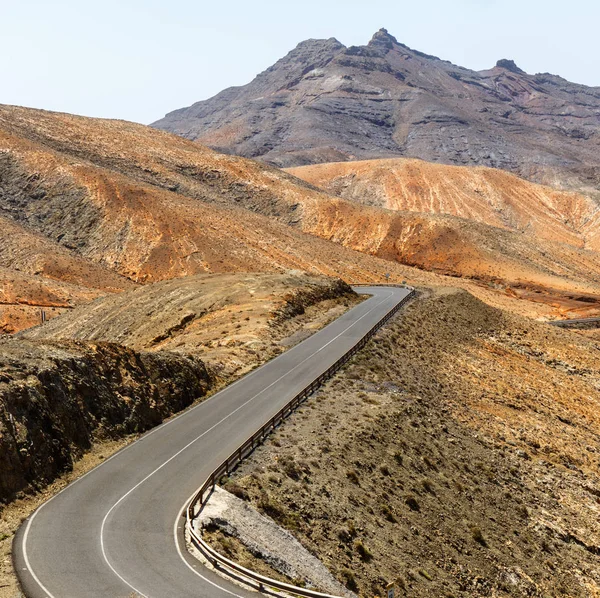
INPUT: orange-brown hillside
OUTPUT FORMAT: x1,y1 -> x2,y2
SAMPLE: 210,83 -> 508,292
0,105 -> 431,285
287,158 -> 600,251
0,215 -> 134,292
0,267 -> 108,333
2,104 -> 600,324
0,215 -> 134,332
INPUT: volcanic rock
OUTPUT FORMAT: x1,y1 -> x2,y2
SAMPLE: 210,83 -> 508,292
153,29 -> 600,195
495,58 -> 525,74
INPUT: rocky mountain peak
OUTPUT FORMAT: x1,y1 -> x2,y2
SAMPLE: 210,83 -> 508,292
280,37 -> 345,66
152,32 -> 600,192
368,27 -> 399,50
259,36 -> 344,78
495,59 -> 526,74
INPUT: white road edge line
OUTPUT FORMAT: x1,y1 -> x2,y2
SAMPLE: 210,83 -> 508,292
173,291 -> 400,597
174,491 -> 246,598
99,291 -> 393,597
21,288 -> 397,598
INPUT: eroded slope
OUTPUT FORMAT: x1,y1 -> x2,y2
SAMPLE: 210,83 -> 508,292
228,290 -> 600,597
288,158 -> 600,251
2,104 -> 600,321
0,105 -> 422,284
0,202 -> 134,332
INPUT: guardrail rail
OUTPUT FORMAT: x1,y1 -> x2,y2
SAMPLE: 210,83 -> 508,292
185,286 -> 416,598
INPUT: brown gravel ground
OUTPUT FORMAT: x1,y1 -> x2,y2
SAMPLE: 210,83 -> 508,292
226,288 -> 600,597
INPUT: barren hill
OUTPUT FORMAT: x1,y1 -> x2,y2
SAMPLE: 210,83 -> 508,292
22,272 -> 357,379
228,289 -> 600,596
0,267 -> 106,333
153,29 -> 600,196
295,197 -> 600,294
2,104 -> 600,323
0,214 -> 134,332
0,104 -> 413,283
0,214 -> 134,291
288,158 -> 600,251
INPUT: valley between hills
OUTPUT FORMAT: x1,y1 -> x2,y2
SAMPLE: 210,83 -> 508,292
1,25 -> 600,598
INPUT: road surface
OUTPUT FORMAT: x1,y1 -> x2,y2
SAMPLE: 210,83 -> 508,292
14,286 -> 411,598
549,316 -> 600,328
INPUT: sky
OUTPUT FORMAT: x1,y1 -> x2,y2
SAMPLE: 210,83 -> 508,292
2,0 -> 598,125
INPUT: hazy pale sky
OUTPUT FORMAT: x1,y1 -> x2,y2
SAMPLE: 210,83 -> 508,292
2,0 -> 598,124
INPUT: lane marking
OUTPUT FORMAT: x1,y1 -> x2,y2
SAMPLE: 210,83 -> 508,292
173,492 -> 246,598
100,290 -> 395,597
22,288 -> 404,597
19,295 -> 380,598
19,294 -> 383,595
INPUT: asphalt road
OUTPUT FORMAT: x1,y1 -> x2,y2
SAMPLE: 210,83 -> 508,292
14,286 -> 411,598
549,316 -> 600,328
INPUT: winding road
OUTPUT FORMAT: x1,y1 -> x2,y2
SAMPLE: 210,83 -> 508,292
14,286 -> 412,598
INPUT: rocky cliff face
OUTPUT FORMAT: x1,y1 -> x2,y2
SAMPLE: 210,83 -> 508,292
0,339 -> 210,503
153,29 -> 600,195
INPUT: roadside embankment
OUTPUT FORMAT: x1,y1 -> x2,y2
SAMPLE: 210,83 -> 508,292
225,289 -> 600,597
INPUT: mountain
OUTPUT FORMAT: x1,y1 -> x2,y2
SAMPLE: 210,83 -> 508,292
0,104 -> 429,285
287,158 -> 600,251
152,29 -> 600,196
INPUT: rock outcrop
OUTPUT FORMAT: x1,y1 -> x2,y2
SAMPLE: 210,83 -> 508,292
0,339 -> 210,503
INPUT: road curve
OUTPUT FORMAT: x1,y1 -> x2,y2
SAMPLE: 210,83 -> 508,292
14,286 -> 412,598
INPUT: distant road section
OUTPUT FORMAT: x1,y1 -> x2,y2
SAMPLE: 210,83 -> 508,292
14,286 -> 412,598
549,317 -> 600,329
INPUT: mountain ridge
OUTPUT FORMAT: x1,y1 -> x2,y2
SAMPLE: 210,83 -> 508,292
2,103 -> 600,330
152,29 -> 600,196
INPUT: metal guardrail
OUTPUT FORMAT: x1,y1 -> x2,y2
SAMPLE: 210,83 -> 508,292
185,286 -> 416,597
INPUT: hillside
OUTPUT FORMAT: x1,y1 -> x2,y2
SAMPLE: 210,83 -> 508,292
0,267 -> 109,333
288,158 -> 600,252
295,196 -> 600,296
22,273 -> 358,380
2,104 -> 600,323
152,29 -> 600,196
226,290 -> 600,597
0,104 -> 421,283
0,210 -> 135,332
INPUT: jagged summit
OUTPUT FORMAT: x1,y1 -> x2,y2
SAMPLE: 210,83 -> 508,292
368,27 -> 399,49
153,32 -> 600,193
496,58 -> 526,74
285,36 -> 345,56
260,36 -> 344,79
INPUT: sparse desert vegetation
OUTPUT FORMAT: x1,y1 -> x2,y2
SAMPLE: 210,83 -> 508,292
224,290 -> 600,596
3,14 -> 600,598
0,273 -> 358,597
